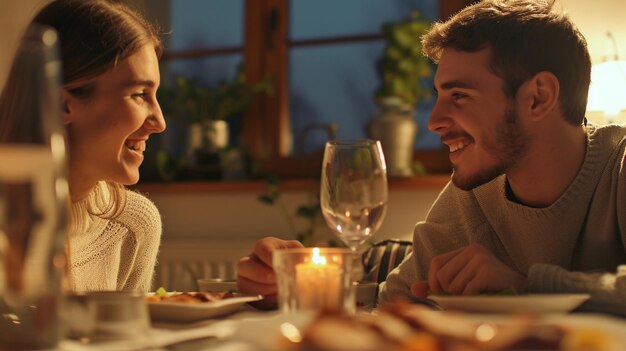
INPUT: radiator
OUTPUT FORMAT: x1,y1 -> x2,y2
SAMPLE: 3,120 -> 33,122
153,240 -> 256,292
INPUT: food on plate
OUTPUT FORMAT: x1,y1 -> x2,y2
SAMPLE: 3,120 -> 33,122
146,291 -> 236,303
285,301 -> 621,351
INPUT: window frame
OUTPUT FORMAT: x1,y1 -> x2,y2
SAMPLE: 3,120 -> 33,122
162,0 -> 477,179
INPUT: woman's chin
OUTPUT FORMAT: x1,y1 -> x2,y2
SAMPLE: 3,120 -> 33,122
115,169 -> 140,186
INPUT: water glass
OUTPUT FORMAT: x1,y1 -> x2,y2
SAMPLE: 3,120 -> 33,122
62,292 -> 150,343
0,24 -> 69,350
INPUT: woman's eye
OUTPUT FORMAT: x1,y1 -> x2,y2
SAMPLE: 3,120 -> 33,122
131,92 -> 148,101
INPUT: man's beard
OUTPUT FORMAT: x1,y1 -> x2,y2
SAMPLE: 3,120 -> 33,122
452,102 -> 530,191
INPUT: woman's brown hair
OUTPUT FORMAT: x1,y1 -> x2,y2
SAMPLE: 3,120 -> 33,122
33,0 -> 163,97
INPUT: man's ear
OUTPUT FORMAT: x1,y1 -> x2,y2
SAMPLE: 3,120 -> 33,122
522,71 -> 560,121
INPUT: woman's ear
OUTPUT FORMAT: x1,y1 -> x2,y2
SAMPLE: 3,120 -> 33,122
526,71 -> 560,121
60,89 -> 73,124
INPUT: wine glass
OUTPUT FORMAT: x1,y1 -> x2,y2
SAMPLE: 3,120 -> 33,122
320,139 -> 388,252
0,24 -> 69,350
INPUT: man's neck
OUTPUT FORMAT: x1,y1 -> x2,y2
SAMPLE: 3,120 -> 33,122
506,123 -> 587,208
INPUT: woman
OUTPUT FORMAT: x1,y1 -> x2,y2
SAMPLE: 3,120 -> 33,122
0,0 -> 166,292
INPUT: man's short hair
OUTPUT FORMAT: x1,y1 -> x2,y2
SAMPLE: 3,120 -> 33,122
422,0 -> 591,125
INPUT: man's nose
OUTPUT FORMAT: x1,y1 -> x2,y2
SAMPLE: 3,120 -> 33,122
427,98 -> 449,135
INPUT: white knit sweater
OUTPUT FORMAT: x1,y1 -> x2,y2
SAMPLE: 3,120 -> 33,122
68,188 -> 162,292
380,124 -> 626,314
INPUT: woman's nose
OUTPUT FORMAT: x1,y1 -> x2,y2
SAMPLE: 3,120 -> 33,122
145,102 -> 166,133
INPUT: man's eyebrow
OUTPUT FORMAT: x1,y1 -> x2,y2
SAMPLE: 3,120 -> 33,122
433,80 -> 477,93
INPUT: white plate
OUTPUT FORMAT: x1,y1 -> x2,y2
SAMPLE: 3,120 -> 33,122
428,294 -> 590,314
148,293 -> 263,323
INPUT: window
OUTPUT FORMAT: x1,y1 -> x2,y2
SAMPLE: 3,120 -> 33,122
149,0 -> 475,181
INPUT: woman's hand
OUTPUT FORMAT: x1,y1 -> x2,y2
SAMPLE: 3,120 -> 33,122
236,236 -> 304,309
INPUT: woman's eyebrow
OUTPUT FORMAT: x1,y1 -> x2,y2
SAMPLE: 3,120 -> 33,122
118,79 -> 156,89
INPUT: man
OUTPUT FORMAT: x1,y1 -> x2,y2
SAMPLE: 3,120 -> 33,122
237,0 -> 626,313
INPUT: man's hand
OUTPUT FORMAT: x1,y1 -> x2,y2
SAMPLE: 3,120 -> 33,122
411,243 -> 527,298
236,236 -> 304,309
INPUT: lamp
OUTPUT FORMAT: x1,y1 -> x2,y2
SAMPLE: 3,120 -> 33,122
586,32 -> 626,124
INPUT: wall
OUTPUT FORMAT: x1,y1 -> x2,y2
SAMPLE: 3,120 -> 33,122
147,186 -> 442,244
560,0 -> 626,64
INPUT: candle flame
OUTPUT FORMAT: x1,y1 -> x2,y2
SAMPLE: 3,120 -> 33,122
312,247 -> 327,265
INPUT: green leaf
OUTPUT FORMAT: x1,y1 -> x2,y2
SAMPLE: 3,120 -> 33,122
257,194 -> 275,205
296,205 -> 318,219
266,173 -> 280,187
156,150 -> 186,182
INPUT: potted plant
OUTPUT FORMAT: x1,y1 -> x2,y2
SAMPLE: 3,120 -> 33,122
157,66 -> 272,180
368,11 -> 433,177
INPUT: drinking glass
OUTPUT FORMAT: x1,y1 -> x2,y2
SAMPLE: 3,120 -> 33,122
320,139 -> 388,252
273,247 -> 358,314
0,24 -> 69,350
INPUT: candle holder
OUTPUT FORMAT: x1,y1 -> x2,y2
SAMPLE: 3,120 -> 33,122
273,247 -> 359,314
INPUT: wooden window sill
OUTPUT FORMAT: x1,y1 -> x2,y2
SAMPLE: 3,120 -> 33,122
133,174 -> 450,194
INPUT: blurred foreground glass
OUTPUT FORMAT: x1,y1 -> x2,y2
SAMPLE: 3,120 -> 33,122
0,24 -> 69,350
320,139 -> 388,251
273,248 -> 358,314
62,292 -> 150,343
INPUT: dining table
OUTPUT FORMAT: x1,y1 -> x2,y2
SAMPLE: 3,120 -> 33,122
56,294 -> 626,351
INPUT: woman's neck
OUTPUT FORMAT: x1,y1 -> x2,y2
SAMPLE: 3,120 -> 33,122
69,173 -> 97,203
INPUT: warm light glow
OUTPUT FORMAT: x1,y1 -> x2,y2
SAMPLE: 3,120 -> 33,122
311,247 -> 326,265
280,322 -> 303,343
586,60 -> 626,124
295,248 -> 342,310
475,323 -> 497,342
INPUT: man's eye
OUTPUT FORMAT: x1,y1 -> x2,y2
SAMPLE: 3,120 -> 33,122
452,92 -> 467,101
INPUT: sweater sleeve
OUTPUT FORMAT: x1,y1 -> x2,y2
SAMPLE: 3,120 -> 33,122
378,182 -> 487,304
528,264 -> 626,316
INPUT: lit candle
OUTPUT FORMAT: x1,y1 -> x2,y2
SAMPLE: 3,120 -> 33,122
295,248 -> 342,310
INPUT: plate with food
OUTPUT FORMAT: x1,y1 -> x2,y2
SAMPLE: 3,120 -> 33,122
147,289 -> 263,323
428,294 -> 590,314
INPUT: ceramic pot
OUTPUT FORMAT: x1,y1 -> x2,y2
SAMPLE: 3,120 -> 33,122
187,120 -> 229,155
186,120 -> 229,179
367,99 -> 417,177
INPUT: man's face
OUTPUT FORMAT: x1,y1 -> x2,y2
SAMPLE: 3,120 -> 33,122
428,47 -> 529,190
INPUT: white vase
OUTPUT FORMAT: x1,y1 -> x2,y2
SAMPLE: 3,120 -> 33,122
367,98 -> 417,177
187,120 -> 229,156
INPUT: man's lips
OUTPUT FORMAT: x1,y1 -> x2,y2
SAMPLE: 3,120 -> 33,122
441,132 -> 474,153
448,140 -> 471,152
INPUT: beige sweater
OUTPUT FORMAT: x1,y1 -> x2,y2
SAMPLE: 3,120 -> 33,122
69,188 -> 162,292
380,124 -> 626,313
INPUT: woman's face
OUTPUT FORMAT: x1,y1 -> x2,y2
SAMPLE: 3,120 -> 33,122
64,44 -> 165,200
